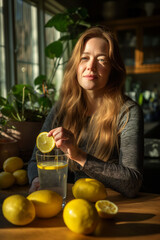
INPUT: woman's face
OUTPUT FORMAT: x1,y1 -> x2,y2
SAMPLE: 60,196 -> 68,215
77,37 -> 111,96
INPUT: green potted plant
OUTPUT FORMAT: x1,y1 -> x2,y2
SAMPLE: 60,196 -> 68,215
0,79 -> 55,161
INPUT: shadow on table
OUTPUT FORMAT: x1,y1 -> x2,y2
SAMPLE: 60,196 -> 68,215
93,217 -> 160,237
0,211 -> 65,229
108,192 -> 159,205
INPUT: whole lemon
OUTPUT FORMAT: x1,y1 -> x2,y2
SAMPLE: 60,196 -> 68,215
2,194 -> 35,226
0,171 -> 15,189
13,169 -> 28,186
3,157 -> 24,173
27,190 -> 62,218
63,199 -> 98,235
72,178 -> 107,202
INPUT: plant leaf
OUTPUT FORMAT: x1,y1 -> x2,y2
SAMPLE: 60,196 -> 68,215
45,41 -> 63,59
38,97 -> 52,108
34,75 -> 47,85
0,96 -> 8,106
11,84 -> 34,98
45,13 -> 73,32
1,105 -> 16,118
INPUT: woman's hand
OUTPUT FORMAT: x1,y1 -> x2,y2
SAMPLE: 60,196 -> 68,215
28,177 -> 40,194
48,127 -> 86,166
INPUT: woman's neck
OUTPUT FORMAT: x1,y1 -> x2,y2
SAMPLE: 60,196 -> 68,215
85,91 -> 103,116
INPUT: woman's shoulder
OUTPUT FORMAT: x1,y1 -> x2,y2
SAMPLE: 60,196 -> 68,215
119,96 -> 144,122
123,95 -> 143,113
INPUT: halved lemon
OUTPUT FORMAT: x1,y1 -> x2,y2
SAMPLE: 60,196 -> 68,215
36,132 -> 56,153
95,200 -> 118,219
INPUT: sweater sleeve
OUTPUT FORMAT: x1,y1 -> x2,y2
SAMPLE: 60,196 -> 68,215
79,101 -> 144,198
27,107 -> 56,184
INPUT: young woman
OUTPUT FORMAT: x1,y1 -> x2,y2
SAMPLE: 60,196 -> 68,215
28,26 -> 144,197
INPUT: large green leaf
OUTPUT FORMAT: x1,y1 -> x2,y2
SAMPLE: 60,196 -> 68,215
76,7 -> 88,19
11,84 -> 34,99
34,75 -> 47,86
45,41 -> 63,59
45,13 -> 73,32
0,96 -> 8,106
1,105 -> 16,118
38,97 -> 52,108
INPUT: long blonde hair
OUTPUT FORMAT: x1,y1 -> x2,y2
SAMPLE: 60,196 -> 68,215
53,26 -> 127,161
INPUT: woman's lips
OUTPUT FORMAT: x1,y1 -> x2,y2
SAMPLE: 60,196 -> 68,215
83,75 -> 97,80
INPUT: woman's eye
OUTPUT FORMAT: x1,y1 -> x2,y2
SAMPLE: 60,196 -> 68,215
98,59 -> 105,62
98,58 -> 107,63
80,57 -> 88,61
98,58 -> 109,65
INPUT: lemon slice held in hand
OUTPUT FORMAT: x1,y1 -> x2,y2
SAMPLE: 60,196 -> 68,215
36,132 -> 56,153
95,200 -> 118,219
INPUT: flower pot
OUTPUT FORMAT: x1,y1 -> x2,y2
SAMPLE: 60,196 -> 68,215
0,138 -> 19,170
6,121 -> 43,162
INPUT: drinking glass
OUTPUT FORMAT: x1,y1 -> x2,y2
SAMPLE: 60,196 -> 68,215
36,149 -> 68,206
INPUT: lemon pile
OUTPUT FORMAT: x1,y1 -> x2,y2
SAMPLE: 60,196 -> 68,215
0,156 -> 28,189
63,178 -> 118,235
2,189 -> 63,225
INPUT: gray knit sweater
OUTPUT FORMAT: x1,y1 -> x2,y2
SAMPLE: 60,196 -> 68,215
27,98 -> 144,198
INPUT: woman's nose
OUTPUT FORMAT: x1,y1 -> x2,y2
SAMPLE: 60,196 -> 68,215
87,59 -> 96,70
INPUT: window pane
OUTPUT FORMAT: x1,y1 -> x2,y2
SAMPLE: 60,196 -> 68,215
14,0 -> 39,85
0,0 -> 6,97
45,13 -> 64,97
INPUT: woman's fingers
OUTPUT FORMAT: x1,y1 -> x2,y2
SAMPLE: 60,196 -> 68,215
47,127 -> 79,159
28,177 -> 40,193
48,127 -> 73,142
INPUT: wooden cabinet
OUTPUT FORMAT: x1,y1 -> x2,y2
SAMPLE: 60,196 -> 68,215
102,15 -> 160,74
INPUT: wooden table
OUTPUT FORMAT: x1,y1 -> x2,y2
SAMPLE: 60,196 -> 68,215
0,184 -> 160,240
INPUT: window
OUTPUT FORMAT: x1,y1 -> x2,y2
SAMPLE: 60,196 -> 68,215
14,0 -> 39,85
0,0 -> 65,97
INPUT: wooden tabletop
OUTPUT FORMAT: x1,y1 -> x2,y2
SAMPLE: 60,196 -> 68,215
0,184 -> 160,240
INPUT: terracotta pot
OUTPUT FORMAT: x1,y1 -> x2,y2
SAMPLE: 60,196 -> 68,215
6,121 -> 43,161
0,138 -> 19,170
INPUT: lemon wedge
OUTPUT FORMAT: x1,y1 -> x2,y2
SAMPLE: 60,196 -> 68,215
36,132 -> 56,153
95,200 -> 118,219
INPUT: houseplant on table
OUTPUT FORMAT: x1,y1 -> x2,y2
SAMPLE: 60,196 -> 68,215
0,79 -> 55,162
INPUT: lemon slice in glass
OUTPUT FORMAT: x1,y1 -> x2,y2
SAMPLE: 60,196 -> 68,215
36,132 -> 56,153
37,162 -> 68,170
95,200 -> 118,219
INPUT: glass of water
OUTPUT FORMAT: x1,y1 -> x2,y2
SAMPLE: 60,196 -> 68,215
36,149 -> 68,206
